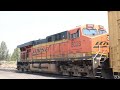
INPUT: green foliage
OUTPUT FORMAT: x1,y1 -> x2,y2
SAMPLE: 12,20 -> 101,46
0,41 -> 20,61
0,41 -> 9,61
10,48 -> 20,61
7,54 -> 11,61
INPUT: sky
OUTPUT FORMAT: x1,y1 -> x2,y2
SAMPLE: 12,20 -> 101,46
0,11 -> 108,54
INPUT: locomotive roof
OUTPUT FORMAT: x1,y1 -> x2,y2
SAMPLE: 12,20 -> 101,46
17,31 -> 68,48
17,39 -> 47,48
34,39 -> 47,45
17,41 -> 34,48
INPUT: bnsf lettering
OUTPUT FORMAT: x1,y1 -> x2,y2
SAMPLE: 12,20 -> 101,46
95,42 -> 99,45
93,46 -> 108,48
99,42 -> 103,45
32,47 -> 48,55
95,41 -> 109,46
103,42 -> 109,45
93,41 -> 109,48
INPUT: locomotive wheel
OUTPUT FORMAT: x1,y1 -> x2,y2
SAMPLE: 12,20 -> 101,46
18,66 -> 24,73
62,70 -> 70,76
23,64 -> 30,72
24,66 -> 29,72
23,67 -> 28,72
73,71 -> 81,76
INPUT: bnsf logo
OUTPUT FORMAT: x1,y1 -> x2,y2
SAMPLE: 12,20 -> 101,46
93,41 -> 109,48
32,47 -> 49,55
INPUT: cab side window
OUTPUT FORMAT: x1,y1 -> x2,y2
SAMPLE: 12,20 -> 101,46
70,29 -> 80,39
48,37 -> 52,42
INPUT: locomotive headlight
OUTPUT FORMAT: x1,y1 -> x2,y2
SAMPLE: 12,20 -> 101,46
83,53 -> 86,57
86,24 -> 94,29
94,61 -> 97,64
98,25 -> 104,29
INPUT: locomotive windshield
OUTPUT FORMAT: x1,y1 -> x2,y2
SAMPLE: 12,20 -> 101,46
98,30 -> 107,34
83,29 -> 98,36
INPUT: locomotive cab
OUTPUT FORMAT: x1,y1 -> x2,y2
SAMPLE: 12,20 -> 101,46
68,24 -> 109,59
67,24 -> 109,78
81,24 -> 109,57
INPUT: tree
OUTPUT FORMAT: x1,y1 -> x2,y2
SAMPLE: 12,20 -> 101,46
10,48 -> 20,61
7,53 -> 11,61
0,41 -> 9,61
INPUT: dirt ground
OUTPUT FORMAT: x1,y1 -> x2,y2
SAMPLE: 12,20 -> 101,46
0,70 -> 61,79
0,61 -> 64,79
0,61 -> 16,69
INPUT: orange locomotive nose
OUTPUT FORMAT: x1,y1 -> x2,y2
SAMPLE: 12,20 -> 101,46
91,33 -> 109,57
81,24 -> 109,58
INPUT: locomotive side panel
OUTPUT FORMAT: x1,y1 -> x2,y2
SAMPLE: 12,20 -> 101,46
31,39 -> 69,61
31,43 -> 47,60
59,41 -> 68,59
53,43 -> 60,59
68,28 -> 92,58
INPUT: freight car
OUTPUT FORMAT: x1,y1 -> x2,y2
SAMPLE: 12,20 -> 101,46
17,24 -> 111,78
108,11 -> 120,79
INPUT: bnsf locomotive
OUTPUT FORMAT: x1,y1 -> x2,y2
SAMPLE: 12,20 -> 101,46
17,24 -> 110,78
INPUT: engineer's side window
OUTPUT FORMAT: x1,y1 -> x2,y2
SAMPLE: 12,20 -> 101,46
71,29 -> 80,39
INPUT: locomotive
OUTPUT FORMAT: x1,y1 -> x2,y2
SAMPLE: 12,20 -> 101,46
17,24 -> 110,78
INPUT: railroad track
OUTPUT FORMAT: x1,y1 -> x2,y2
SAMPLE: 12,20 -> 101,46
0,68 -> 92,79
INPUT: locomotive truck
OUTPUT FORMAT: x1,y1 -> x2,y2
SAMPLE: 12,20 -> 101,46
17,24 -> 112,79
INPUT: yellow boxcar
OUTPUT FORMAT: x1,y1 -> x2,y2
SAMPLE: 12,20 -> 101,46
108,11 -> 120,75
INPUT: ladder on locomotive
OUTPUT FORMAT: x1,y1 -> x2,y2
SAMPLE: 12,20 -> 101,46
93,45 -> 107,79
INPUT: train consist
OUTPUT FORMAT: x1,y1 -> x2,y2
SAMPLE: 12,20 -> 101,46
17,24 -> 110,78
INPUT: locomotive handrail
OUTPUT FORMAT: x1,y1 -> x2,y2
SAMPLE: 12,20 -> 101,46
100,51 -> 105,59
99,50 -> 107,62
93,45 -> 100,60
93,45 -> 100,75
